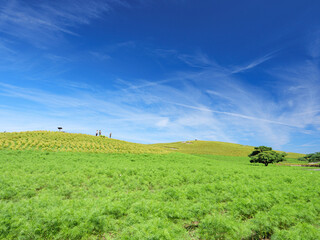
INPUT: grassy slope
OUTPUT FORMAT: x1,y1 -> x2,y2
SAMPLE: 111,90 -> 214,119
151,140 -> 304,159
0,131 -> 166,154
0,131 -> 304,158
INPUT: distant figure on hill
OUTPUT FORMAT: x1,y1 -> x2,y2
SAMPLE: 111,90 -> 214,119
96,130 -> 98,136
109,132 -> 112,138
99,130 -> 101,136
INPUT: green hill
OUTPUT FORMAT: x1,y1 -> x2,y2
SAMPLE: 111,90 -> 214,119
0,131 -> 167,154
151,140 -> 304,159
0,131 -> 303,158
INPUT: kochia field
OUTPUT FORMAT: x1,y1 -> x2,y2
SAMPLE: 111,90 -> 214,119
1,147 -> 320,239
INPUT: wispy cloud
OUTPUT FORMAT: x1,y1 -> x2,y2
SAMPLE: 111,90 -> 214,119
0,37 -> 319,152
167,101 -> 303,128
45,54 -> 71,63
0,0 -> 124,47
0,38 -> 16,54
307,30 -> 320,58
88,51 -> 111,61
111,47 -> 320,150
231,51 -> 276,73
1,50 -> 319,152
153,49 -> 218,68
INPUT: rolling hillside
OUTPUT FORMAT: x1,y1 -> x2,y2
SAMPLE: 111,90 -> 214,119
0,131 -> 167,154
151,140 -> 304,158
0,131 -> 304,158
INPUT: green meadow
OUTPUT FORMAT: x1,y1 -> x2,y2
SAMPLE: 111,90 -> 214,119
0,132 -> 319,239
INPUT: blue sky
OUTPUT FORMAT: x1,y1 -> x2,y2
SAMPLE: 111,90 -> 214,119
0,0 -> 319,153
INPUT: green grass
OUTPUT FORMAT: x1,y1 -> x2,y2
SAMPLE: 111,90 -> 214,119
151,140 -> 304,159
1,150 -> 320,239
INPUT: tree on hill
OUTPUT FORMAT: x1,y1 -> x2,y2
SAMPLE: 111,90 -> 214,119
298,152 -> 320,163
249,146 -> 286,166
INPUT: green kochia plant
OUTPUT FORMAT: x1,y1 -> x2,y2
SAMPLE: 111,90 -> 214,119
298,152 -> 320,162
1,150 -> 320,239
249,146 -> 286,166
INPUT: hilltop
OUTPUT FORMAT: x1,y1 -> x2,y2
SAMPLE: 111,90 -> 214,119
0,131 -> 166,154
151,140 -> 304,159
